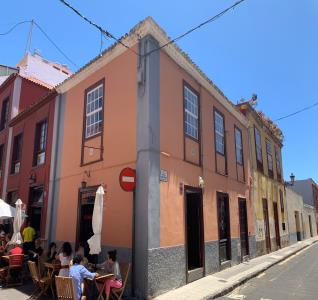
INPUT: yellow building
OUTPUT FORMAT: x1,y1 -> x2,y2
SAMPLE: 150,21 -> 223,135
238,102 -> 289,256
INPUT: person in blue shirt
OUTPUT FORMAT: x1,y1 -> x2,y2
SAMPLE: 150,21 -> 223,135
69,253 -> 98,300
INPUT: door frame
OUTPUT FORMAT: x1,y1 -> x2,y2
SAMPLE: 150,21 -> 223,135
238,198 -> 249,260
217,192 -> 231,265
76,185 -> 99,248
273,202 -> 281,249
262,198 -> 271,252
184,185 -> 205,283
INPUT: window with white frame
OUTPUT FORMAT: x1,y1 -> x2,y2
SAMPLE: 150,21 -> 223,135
235,127 -> 243,165
184,86 -> 199,140
214,110 -> 225,155
85,84 -> 103,138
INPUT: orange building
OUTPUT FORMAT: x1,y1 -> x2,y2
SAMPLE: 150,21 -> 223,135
49,18 -> 255,298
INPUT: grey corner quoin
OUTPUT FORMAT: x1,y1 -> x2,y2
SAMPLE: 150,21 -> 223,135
135,34 -> 161,299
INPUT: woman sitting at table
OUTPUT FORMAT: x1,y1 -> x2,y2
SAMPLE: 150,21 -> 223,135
56,242 -> 73,276
96,250 -> 122,300
70,253 -> 98,300
46,242 -> 57,263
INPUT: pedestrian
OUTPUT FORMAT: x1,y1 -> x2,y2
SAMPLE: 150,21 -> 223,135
22,220 -> 36,255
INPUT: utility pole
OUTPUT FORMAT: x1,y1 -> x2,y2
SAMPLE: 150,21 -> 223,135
25,19 -> 34,54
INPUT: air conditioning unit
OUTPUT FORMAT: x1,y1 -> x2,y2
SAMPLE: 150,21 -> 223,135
14,162 -> 20,174
37,152 -> 45,165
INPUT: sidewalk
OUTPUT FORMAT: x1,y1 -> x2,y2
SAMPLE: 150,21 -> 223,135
154,236 -> 318,300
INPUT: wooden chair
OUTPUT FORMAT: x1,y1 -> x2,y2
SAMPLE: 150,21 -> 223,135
28,260 -> 51,300
55,276 -> 86,300
6,254 -> 24,286
111,263 -> 131,300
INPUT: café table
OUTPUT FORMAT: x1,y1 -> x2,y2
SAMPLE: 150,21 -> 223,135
85,268 -> 114,300
44,261 -> 63,299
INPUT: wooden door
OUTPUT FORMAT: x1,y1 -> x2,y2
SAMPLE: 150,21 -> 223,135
262,198 -> 271,252
239,198 -> 249,259
273,202 -> 281,249
218,193 -> 231,263
185,187 -> 204,283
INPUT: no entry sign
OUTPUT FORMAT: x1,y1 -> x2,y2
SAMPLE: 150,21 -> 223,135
119,167 -> 136,192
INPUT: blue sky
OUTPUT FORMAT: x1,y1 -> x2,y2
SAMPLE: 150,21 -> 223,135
1,0 -> 317,182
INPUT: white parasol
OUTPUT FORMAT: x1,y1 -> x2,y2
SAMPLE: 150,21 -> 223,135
10,199 -> 24,244
0,199 -> 16,220
87,186 -> 104,254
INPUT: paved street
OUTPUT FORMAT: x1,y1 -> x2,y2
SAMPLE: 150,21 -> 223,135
219,242 -> 318,300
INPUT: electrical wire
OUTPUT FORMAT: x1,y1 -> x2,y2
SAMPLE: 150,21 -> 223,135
144,0 -> 247,57
0,20 -> 31,35
58,0 -> 139,56
33,21 -> 79,69
275,102 -> 318,121
58,0 -> 246,58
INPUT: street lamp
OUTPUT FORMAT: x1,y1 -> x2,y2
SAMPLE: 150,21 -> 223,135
285,173 -> 295,187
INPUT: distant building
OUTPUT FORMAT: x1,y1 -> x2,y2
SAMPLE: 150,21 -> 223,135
0,65 -> 18,85
288,178 -> 318,228
0,51 -> 71,236
237,102 -> 289,256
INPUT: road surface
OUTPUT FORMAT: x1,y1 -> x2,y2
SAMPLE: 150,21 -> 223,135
219,242 -> 318,300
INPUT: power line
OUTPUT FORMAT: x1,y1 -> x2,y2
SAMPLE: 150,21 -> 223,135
0,20 -> 31,36
144,0 -> 247,57
58,0 -> 139,56
58,0 -> 246,58
275,102 -> 318,121
33,21 -> 79,69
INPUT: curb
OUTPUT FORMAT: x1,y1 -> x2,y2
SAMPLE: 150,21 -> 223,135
206,239 -> 318,299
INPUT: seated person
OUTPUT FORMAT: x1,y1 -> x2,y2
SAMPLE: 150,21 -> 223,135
56,242 -> 73,276
46,242 -> 57,263
75,243 -> 89,267
96,250 -> 122,300
69,254 -> 98,300
9,240 -> 23,255
29,238 -> 43,261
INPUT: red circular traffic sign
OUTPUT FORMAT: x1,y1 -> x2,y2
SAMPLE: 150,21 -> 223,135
119,167 -> 136,192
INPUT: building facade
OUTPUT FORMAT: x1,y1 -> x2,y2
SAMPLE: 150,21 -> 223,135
237,103 -> 289,256
0,52 -> 71,236
48,17 -> 256,299
289,178 -> 318,228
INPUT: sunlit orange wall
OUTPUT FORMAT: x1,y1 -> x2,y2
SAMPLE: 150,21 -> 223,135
55,49 -> 137,248
159,51 -> 254,247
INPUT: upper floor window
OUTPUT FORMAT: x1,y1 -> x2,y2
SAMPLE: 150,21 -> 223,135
279,189 -> 284,214
266,139 -> 273,177
33,120 -> 48,166
85,84 -> 103,139
214,110 -> 225,155
254,126 -> 263,170
0,98 -> 9,131
11,133 -> 23,174
184,85 -> 199,140
275,146 -> 282,180
235,127 -> 243,165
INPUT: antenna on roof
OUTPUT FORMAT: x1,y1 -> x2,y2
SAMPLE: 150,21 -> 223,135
25,19 -> 34,55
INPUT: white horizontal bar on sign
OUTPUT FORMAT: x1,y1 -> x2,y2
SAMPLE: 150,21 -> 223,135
122,176 -> 135,183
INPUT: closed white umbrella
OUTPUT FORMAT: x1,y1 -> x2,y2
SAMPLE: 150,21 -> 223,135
0,199 -> 16,220
87,186 -> 104,254
10,199 -> 24,244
